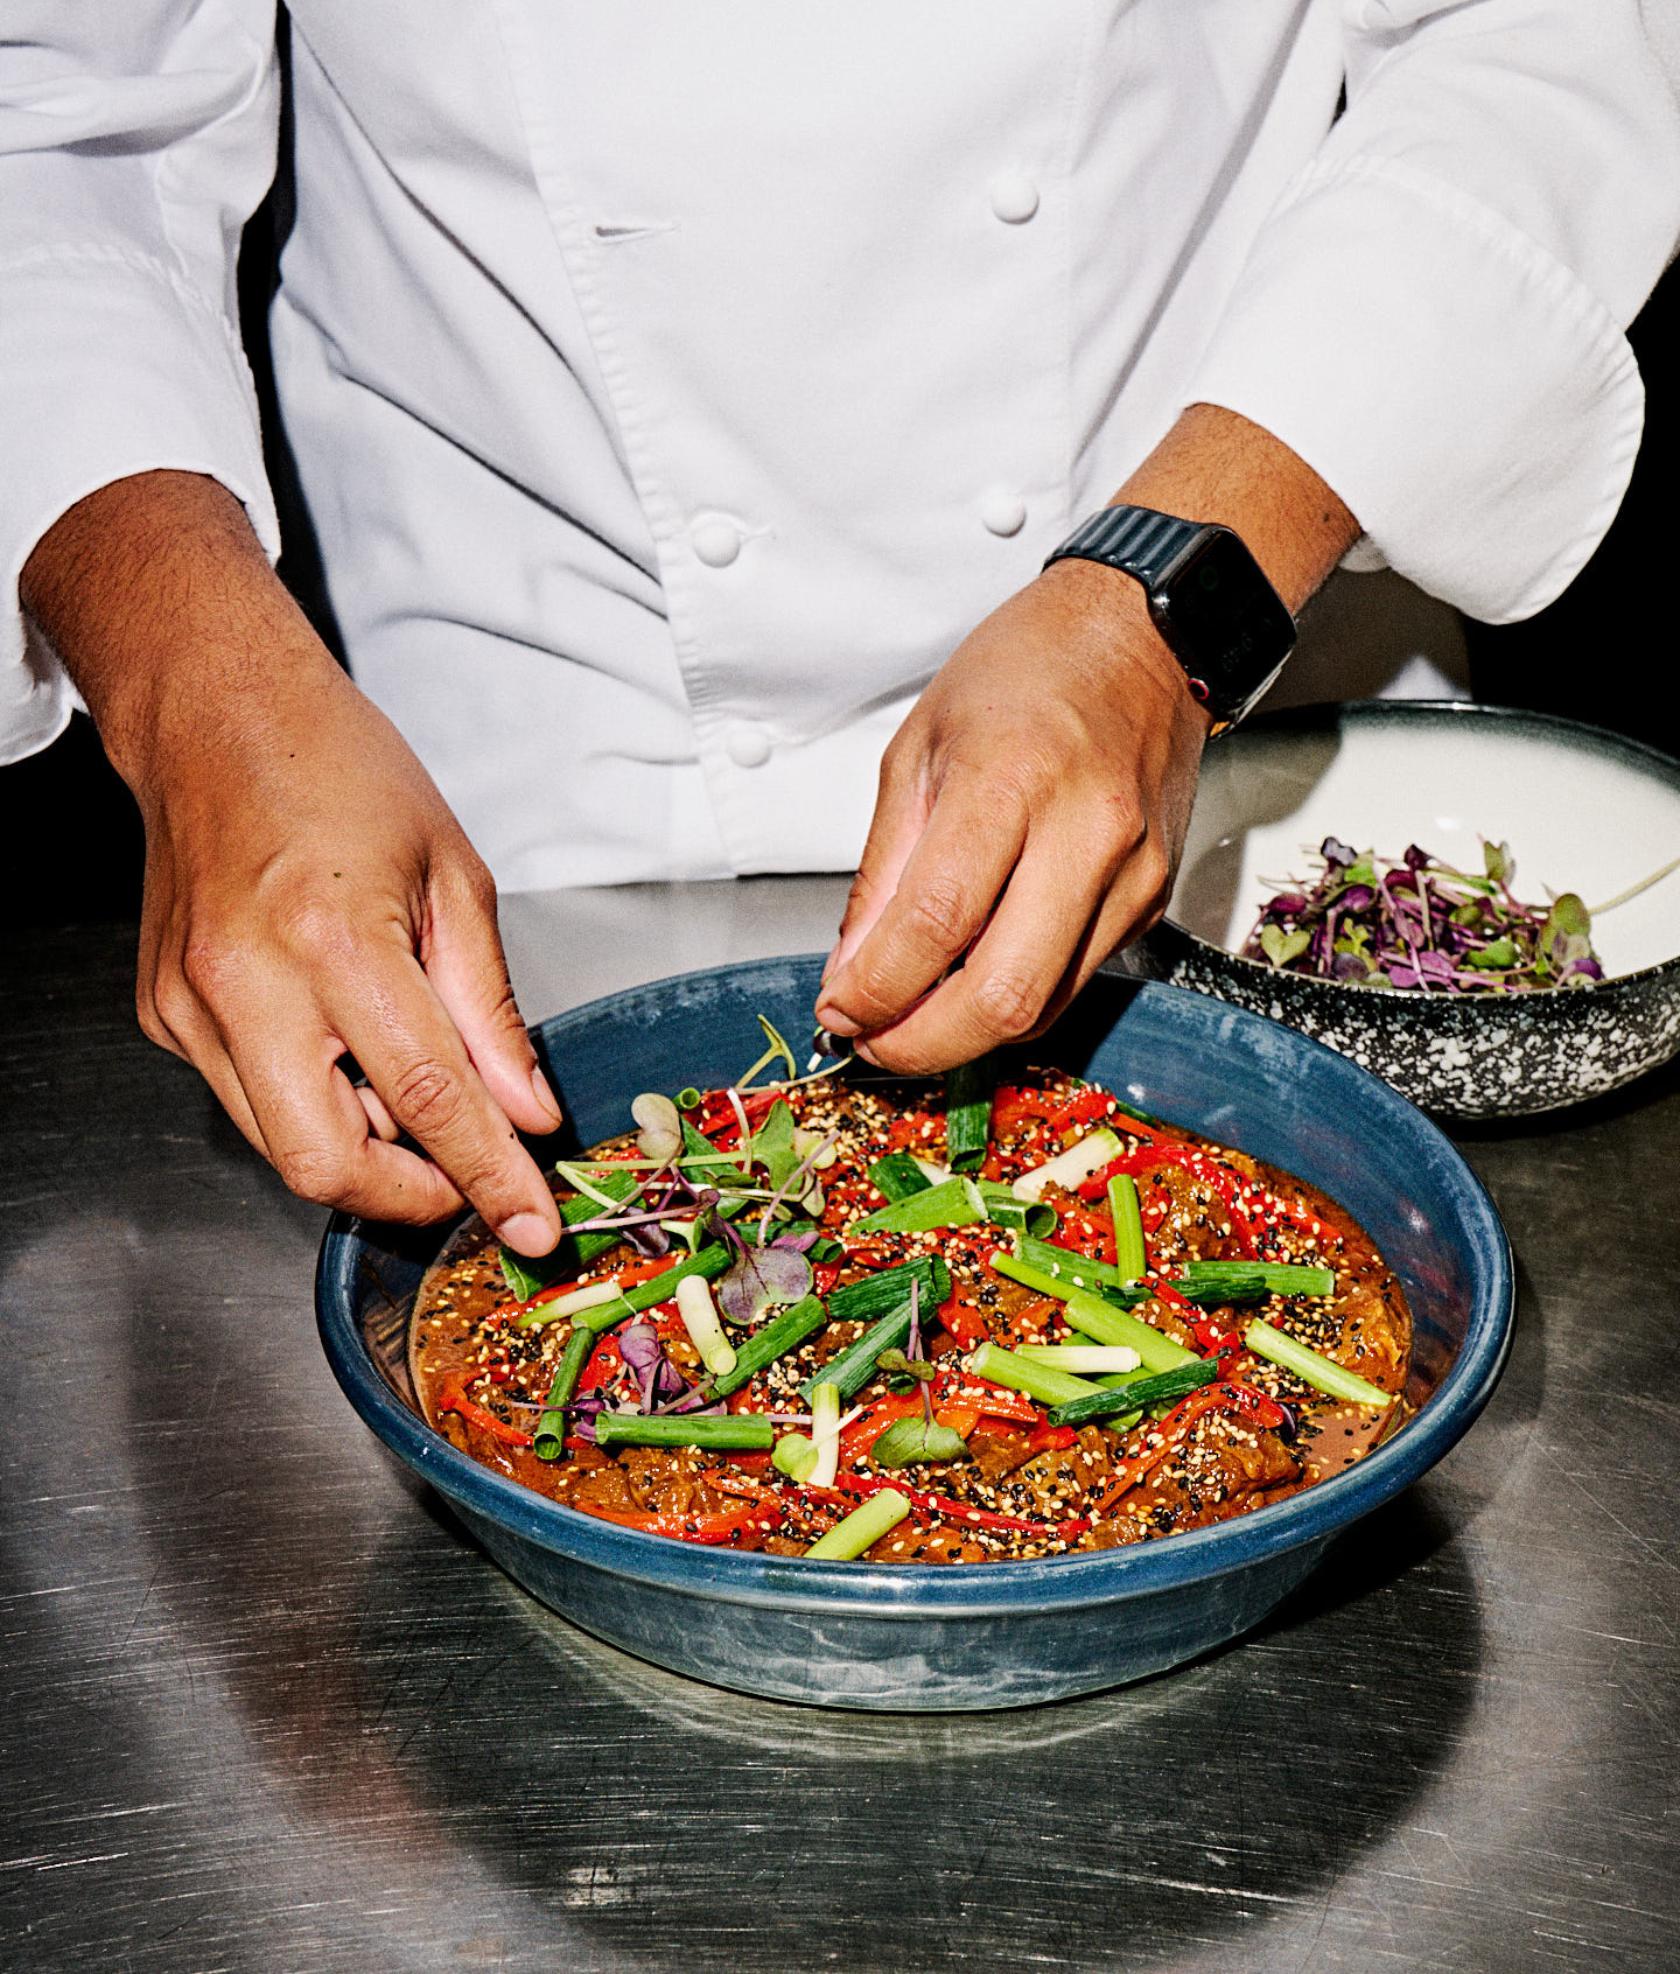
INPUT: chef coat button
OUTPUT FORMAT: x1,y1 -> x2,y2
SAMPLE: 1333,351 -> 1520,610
980,490 -> 1028,537
987,170 -> 1040,224
725,722 -> 773,769
691,516 -> 742,568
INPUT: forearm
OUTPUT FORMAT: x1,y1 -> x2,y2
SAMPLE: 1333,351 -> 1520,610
1111,403 -> 1360,616
20,470 -> 340,798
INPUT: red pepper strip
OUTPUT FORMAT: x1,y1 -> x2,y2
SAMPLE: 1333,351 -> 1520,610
938,1286 -> 991,1351
836,1391 -> 923,1461
570,1498 -> 786,1545
692,1085 -> 781,1149
936,1377 -> 1040,1424
990,1083 -> 1139,1139
1092,1387 -> 1243,1514
829,1473 -> 1091,1543
1221,1377 -> 1289,1430
1076,1147 -> 1259,1256
1026,1423 -> 1078,1453
435,1371 -> 534,1449
576,1335 -> 622,1396
1140,1277 -> 1229,1356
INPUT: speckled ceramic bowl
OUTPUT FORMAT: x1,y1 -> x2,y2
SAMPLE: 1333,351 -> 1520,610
317,957 -> 1512,1712
1139,701 -> 1680,1119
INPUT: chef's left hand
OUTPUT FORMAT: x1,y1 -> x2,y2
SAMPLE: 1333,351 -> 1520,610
813,557 -> 1210,1071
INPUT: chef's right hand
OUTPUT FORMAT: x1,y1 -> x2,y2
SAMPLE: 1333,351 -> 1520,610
21,471 -> 564,1253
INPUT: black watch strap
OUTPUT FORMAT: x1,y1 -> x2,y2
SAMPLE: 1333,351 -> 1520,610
1046,505 -> 1206,592
1043,504 -> 1297,734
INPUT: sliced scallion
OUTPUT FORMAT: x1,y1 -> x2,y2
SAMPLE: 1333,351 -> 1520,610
1010,1126 -> 1123,1203
809,1380 -> 842,1487
1016,1344 -> 1143,1375
593,1412 -> 776,1451
1107,1174 -> 1146,1283
1243,1318 -> 1393,1406
826,1258 -> 952,1327
1046,1359 -> 1218,1427
944,1057 -> 993,1173
1063,1288 -> 1200,1373
976,1183 -> 1057,1238
498,1169 -> 642,1298
990,1248 -> 1145,1307
1179,1260 -> 1336,1297
676,1274 -> 737,1378
868,1151 -> 933,1203
773,1432 -> 819,1481
804,1489 -> 912,1560
524,1275 -> 628,1323
518,1243 -> 732,1332
705,1294 -> 830,1398
796,1258 -> 952,1402
846,1175 -> 986,1237
533,1326 -> 595,1460
966,1340 -> 1103,1408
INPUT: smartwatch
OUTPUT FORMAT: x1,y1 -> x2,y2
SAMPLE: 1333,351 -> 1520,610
1043,505 -> 1296,734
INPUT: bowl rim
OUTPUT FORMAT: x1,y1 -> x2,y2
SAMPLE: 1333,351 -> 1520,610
316,962 -> 1514,1620
1165,696 -> 1680,996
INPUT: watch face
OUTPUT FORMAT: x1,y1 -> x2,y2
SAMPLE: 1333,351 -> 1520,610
1153,530 -> 1297,698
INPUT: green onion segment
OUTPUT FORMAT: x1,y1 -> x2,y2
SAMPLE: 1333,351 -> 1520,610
1062,1289 -> 1200,1373
533,1326 -> 595,1460
1107,1173 -> 1146,1283
1244,1318 -> 1392,1406
676,1274 -> 737,1378
966,1340 -> 1102,1408
944,1057 -> 994,1173
593,1413 -> 777,1451
1047,1359 -> 1218,1427
809,1380 -> 842,1487
1010,1127 -> 1122,1203
805,1489 -> 912,1560
847,1174 -> 987,1237
868,1151 -> 932,1203
706,1294 -> 830,1399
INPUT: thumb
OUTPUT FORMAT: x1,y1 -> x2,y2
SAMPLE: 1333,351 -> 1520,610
424,860 -> 563,1137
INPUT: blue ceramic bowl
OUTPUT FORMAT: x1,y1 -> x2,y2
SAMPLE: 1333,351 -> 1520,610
316,958 -> 1512,1711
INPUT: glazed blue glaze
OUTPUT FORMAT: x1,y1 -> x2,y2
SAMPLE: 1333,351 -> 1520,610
317,961 -> 1512,1711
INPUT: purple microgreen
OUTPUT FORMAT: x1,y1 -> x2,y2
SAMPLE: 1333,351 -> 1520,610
716,1242 -> 814,1326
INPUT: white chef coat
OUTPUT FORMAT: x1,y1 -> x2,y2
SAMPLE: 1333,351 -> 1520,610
2,3 -> 1677,891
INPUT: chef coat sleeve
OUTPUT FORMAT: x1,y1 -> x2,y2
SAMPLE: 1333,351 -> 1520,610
1182,0 -> 1680,624
0,6 -> 281,764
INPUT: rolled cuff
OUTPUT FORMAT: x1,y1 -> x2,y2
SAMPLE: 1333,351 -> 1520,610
1184,155 -> 1646,625
0,245 -> 279,765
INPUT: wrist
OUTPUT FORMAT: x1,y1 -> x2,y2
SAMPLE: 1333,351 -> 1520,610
21,470 -> 342,796
1033,553 -> 1216,736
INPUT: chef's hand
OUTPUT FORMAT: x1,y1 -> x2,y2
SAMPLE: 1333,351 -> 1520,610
22,471 -> 563,1254
815,405 -> 1360,1071
814,561 -> 1208,1071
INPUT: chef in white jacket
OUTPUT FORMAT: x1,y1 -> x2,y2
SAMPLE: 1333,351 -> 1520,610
3,3 -> 1677,1256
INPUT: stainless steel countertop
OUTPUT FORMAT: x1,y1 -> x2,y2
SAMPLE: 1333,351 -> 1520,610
4,877 -> 1677,1973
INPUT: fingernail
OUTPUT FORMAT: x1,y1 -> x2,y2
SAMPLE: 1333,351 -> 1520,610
529,1064 -> 563,1128
813,1005 -> 861,1038
499,1210 -> 557,1257
854,1040 -> 881,1067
